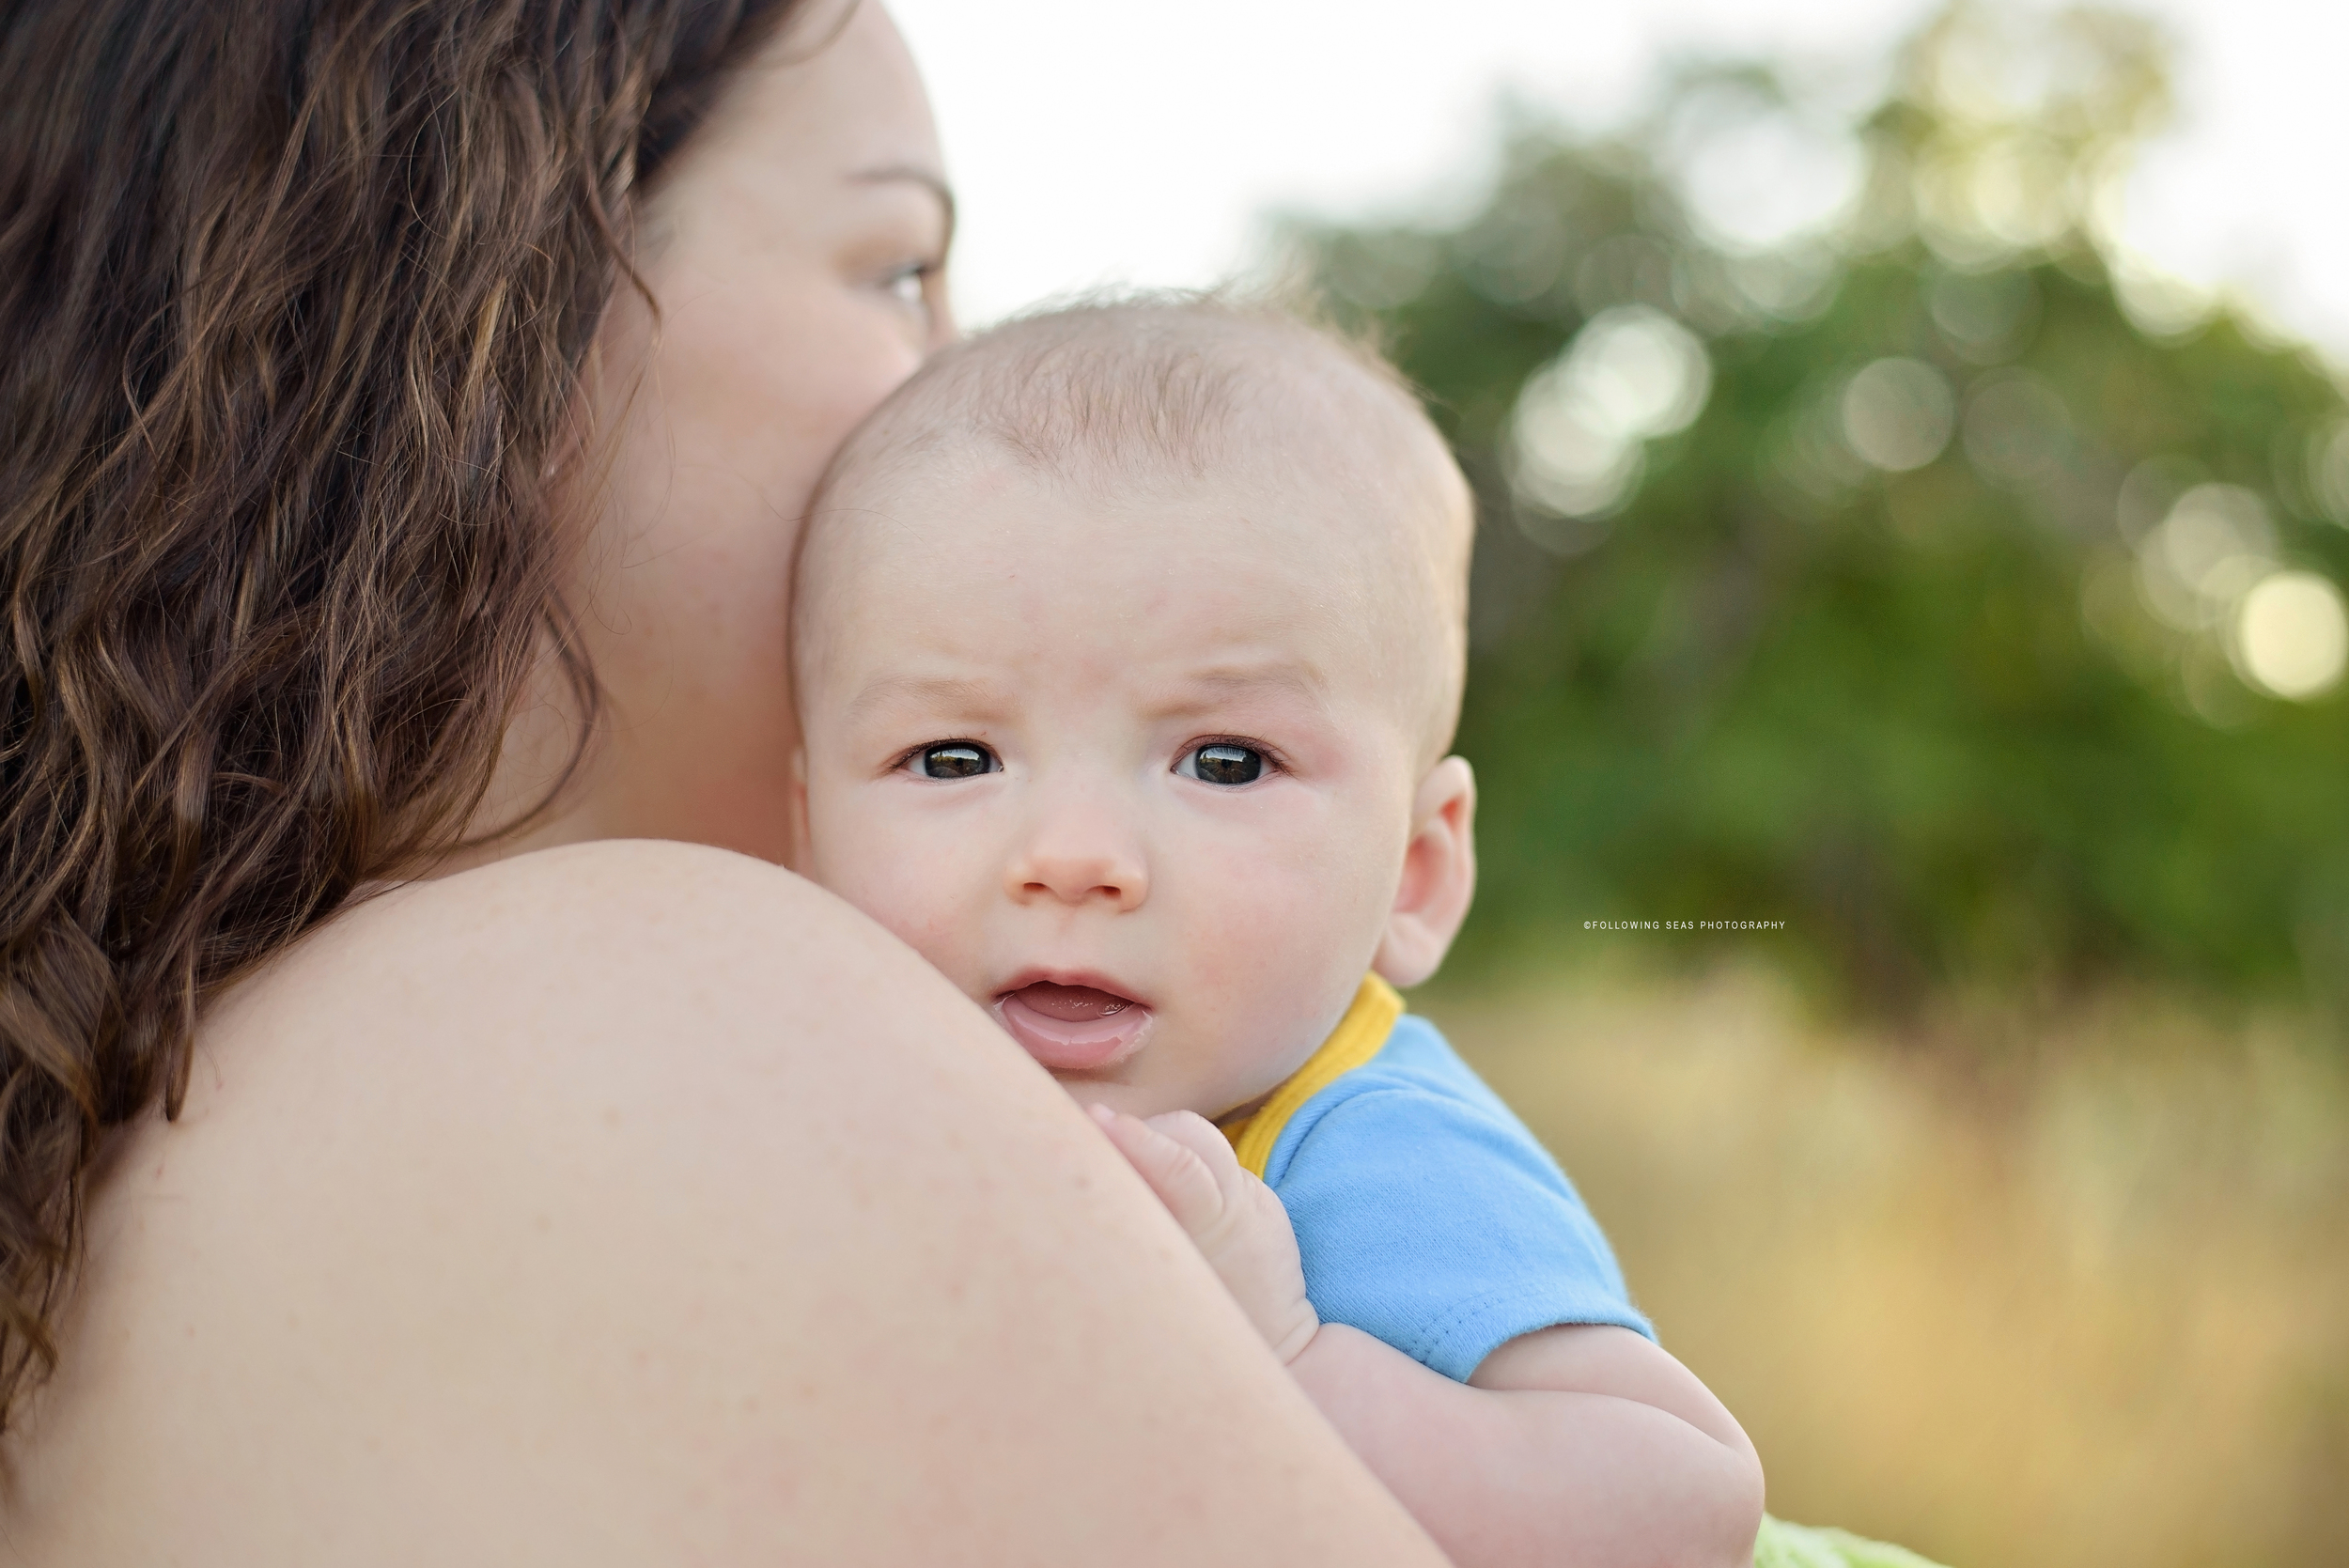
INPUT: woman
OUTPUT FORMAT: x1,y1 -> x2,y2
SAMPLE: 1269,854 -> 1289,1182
0,2 -> 1449,1560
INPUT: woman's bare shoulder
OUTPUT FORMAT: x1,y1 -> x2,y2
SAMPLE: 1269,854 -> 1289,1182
258,837 -> 866,1010
203,840 -> 910,1095
4,841 -> 1443,1567
4,844 -> 1019,1559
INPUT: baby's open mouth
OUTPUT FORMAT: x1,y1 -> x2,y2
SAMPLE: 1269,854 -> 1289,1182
994,981 -> 1151,1073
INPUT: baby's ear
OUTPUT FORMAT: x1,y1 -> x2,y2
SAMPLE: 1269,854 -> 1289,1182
1373,756 -> 1477,990
785,747 -> 812,876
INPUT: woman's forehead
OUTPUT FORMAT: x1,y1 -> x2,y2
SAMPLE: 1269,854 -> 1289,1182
688,0 -> 945,194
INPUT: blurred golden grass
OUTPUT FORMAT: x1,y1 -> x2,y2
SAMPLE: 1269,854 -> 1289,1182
1421,970 -> 2349,1568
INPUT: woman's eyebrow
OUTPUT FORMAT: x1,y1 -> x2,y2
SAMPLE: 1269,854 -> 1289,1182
851,163 -> 957,246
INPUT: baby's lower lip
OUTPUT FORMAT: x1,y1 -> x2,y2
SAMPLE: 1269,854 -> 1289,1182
995,983 -> 1151,1072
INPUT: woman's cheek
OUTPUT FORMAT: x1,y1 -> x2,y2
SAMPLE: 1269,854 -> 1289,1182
782,287 -> 927,444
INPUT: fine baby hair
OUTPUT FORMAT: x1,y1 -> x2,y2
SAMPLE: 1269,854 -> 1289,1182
794,291 -> 1475,765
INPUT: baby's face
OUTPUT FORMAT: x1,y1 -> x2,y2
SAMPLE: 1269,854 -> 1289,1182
796,456 -> 1433,1120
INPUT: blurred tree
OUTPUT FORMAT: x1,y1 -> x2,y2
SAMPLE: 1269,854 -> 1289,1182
1281,1 -> 2349,1019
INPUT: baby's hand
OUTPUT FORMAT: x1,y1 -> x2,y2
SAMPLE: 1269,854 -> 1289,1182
1089,1105 -> 1319,1364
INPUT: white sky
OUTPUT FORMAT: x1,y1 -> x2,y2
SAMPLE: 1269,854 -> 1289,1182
889,0 -> 2349,367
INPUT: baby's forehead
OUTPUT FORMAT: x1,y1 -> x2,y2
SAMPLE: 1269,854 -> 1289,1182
799,301 -> 1472,753
806,460 -> 1447,772
816,427 -> 1455,663
817,439 -> 1417,652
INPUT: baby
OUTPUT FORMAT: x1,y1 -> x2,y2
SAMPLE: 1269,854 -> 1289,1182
789,298 -> 1766,1568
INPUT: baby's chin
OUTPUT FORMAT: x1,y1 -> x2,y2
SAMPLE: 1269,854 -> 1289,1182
1050,1076 -> 1238,1130
1041,1047 -> 1287,1129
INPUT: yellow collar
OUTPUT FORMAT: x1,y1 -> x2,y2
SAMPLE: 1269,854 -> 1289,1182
1219,974 -> 1403,1179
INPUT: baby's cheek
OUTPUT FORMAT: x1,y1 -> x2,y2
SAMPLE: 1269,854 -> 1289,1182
810,796 -> 967,960
857,857 -> 983,975
1185,838 -> 1377,1030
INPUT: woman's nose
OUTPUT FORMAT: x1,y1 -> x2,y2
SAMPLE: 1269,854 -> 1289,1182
1004,814 -> 1149,911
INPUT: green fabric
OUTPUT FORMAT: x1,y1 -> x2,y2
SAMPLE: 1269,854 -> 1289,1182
1754,1514 -> 1951,1568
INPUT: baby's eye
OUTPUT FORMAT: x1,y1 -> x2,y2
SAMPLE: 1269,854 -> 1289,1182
1176,742 -> 1267,787
908,741 -> 999,780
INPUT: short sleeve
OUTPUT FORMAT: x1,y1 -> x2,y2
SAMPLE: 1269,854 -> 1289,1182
1269,1086 -> 1653,1382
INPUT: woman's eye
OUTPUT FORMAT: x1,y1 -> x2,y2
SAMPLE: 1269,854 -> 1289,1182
882,263 -> 933,308
1178,743 -> 1266,787
910,741 -> 998,780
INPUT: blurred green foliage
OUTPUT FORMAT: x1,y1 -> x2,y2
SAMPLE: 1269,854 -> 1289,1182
1285,2 -> 2349,1019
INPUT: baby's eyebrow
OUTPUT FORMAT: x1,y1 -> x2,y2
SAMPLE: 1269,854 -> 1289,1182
1151,660 -> 1330,713
845,673 -> 1007,723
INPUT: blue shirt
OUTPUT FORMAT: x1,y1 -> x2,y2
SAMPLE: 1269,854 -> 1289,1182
1237,998 -> 1652,1383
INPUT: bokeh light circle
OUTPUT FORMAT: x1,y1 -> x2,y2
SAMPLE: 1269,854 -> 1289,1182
1509,305 -> 1711,520
1841,358 -> 1955,473
2234,572 -> 2349,700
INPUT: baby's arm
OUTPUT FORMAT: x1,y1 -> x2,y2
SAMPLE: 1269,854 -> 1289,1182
1301,1322 -> 1764,1568
1094,1107 -> 1765,1568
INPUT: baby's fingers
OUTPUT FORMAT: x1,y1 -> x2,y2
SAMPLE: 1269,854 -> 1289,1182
1089,1105 -> 1228,1240
1138,1110 -> 1249,1185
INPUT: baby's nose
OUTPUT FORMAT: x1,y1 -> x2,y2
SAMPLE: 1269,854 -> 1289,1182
1006,826 -> 1148,911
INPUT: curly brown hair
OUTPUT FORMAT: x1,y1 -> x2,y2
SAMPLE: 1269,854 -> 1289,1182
0,0 -> 805,1427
